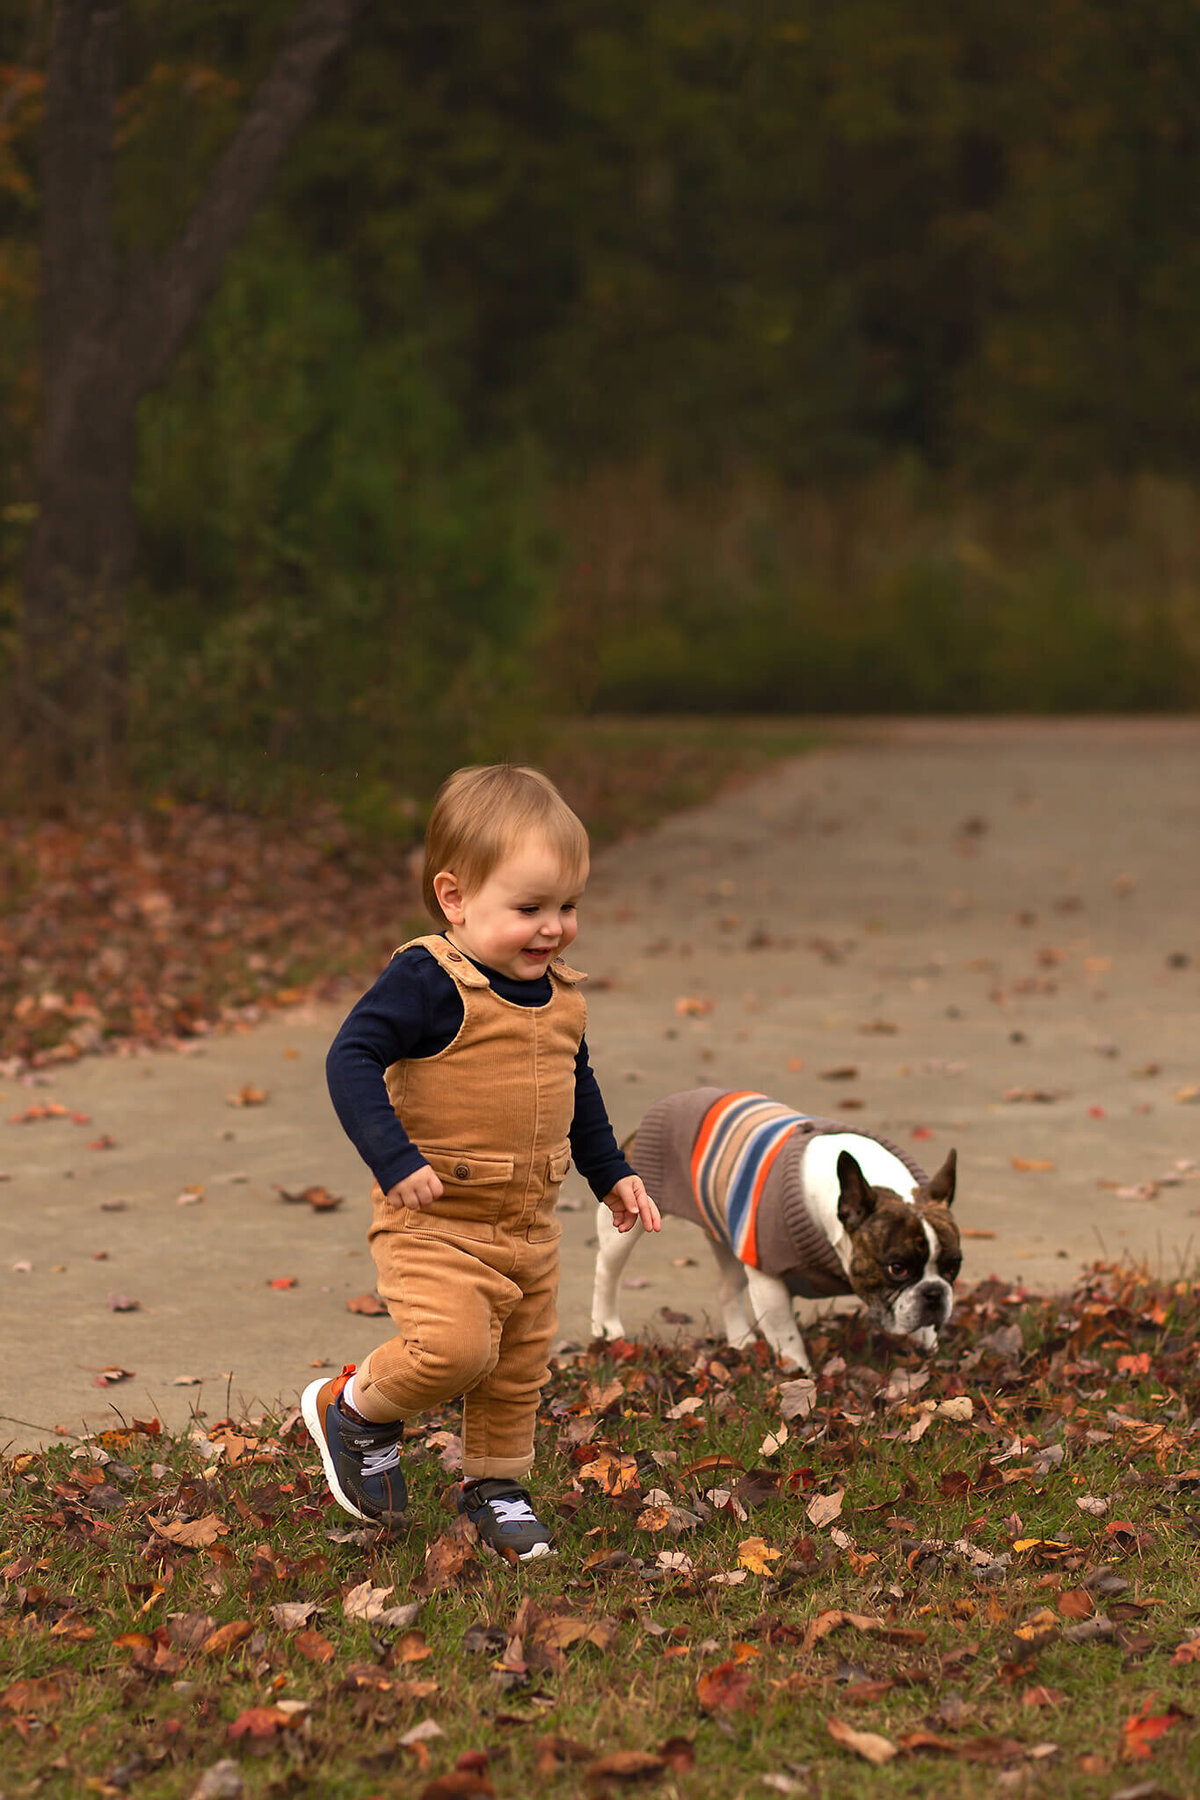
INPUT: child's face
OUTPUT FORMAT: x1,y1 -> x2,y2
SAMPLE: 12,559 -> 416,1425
438,835 -> 586,981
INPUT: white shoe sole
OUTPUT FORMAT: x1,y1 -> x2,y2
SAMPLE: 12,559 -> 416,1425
300,1377 -> 371,1523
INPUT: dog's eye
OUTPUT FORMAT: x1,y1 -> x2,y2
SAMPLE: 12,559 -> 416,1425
886,1259 -> 911,1282
942,1258 -> 962,1280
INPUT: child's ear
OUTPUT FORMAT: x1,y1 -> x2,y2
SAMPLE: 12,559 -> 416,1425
432,869 -> 467,924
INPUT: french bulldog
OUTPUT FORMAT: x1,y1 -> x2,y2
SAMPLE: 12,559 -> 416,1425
591,1086 -> 960,1372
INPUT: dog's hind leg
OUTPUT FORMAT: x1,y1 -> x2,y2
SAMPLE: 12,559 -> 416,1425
591,1203 -> 643,1341
744,1266 -> 812,1372
709,1238 -> 755,1349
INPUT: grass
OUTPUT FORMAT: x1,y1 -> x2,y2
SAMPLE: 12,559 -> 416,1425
3,1260 -> 1199,1798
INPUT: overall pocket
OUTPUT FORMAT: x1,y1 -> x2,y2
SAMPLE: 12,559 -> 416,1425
406,1148 -> 515,1231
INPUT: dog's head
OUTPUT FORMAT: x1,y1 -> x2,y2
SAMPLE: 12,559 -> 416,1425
836,1149 -> 960,1352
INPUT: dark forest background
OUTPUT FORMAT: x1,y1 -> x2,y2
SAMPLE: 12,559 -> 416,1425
2,0 -> 1199,816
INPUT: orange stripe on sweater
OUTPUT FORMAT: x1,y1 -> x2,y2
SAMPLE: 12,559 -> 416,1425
690,1090 -> 757,1193
738,1127 -> 791,1267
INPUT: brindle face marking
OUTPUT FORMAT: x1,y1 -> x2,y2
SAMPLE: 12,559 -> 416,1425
836,1150 -> 962,1344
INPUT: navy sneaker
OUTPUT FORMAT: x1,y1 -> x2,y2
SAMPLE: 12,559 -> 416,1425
458,1478 -> 554,1560
301,1366 -> 408,1526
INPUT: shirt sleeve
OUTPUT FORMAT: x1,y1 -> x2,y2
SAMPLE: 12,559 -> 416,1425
570,1035 -> 636,1201
326,954 -> 450,1194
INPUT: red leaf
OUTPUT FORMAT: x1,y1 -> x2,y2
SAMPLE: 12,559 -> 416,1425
1121,1696 -> 1186,1761
697,1659 -> 755,1715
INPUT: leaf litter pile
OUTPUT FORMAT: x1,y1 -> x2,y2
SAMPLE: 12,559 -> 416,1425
0,807 -> 421,1070
0,726 -> 813,1073
4,1264 -> 1200,1798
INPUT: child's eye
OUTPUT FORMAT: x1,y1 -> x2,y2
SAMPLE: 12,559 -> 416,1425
517,905 -> 539,916
562,904 -> 577,914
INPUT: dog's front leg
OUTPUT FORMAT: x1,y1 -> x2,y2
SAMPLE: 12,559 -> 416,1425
744,1266 -> 812,1373
591,1202 -> 643,1340
710,1238 -> 755,1348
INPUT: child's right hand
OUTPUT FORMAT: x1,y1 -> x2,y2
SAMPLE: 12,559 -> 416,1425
383,1164 -> 445,1210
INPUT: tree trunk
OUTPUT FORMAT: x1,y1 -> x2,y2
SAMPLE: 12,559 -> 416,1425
13,1 -> 133,794
11,0 -> 369,805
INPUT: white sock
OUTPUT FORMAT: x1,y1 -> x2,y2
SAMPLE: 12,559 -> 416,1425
341,1373 -> 362,1415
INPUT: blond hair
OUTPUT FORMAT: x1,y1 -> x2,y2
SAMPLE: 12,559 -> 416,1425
422,765 -> 590,923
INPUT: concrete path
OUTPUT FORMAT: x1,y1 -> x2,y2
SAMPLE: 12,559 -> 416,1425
3,718 -> 1198,1450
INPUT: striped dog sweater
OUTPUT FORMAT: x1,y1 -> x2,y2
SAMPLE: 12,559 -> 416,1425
691,1090 -> 814,1267
627,1086 -> 932,1299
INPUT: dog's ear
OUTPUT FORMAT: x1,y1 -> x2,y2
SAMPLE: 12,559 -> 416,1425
837,1151 -> 877,1234
925,1148 -> 957,1206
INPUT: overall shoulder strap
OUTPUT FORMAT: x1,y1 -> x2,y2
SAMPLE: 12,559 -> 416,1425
392,934 -> 490,988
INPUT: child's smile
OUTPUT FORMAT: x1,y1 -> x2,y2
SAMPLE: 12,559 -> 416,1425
438,837 -> 586,981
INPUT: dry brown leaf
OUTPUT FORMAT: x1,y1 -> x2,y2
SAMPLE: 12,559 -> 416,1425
227,1084 -> 269,1107
0,1677 -> 67,1713
825,1716 -> 898,1765
148,1513 -> 228,1548
697,1659 -> 755,1715
201,1619 -> 253,1655
583,1749 -> 668,1783
346,1292 -> 389,1315
806,1488 -> 844,1528
294,1629 -> 336,1664
342,1579 -> 394,1621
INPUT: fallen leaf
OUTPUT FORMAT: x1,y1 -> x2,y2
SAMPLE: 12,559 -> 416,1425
0,1678 -> 66,1712
806,1489 -> 845,1529
201,1619 -> 254,1655
779,1377 -> 817,1420
825,1716 -> 898,1765
697,1660 -> 755,1715
227,1084 -> 269,1107
267,1276 -> 298,1290
413,1529 -> 479,1594
270,1601 -> 323,1631
148,1514 -> 228,1548
343,1579 -> 395,1621
1121,1696 -> 1186,1761
227,1705 -> 299,1742
1012,1157 -> 1056,1172
400,1718 -> 445,1747
738,1536 -> 783,1574
347,1292 -> 389,1315
277,1184 -> 344,1211
107,1292 -> 140,1311
583,1750 -> 668,1784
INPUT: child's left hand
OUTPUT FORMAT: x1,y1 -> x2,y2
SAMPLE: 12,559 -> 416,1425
601,1175 -> 661,1235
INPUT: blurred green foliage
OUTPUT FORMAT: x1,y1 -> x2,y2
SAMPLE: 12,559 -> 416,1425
2,0 -> 1200,807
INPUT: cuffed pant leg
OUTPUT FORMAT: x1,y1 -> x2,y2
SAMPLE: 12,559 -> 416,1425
461,1238 -> 558,1480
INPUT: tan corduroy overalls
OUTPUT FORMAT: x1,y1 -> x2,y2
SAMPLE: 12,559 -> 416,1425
353,934 -> 586,1481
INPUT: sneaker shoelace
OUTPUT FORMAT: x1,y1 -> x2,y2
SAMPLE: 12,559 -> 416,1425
360,1440 -> 403,1480
487,1494 -> 538,1528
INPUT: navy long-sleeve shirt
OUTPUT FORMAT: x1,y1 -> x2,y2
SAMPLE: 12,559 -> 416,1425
326,940 -> 633,1202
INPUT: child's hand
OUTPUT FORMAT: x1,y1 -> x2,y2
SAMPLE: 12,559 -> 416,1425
383,1165 -> 444,1211
602,1175 -> 661,1235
